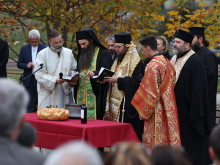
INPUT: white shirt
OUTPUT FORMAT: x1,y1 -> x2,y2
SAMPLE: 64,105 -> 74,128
32,46 -> 38,63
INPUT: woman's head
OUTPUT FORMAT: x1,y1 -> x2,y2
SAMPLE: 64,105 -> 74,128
106,142 -> 152,165
156,36 -> 168,53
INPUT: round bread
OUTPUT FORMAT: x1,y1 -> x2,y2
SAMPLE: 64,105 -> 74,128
37,108 -> 69,121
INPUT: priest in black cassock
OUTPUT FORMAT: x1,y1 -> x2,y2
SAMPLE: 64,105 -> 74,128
102,32 -> 148,141
170,29 -> 210,165
189,27 -> 218,131
75,28 -> 112,120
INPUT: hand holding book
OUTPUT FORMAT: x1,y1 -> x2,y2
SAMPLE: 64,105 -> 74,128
62,71 -> 80,80
92,67 -> 114,81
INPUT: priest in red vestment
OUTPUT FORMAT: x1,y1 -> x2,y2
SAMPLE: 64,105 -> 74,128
131,35 -> 181,149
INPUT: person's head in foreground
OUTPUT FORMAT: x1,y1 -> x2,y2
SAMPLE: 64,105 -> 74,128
17,122 -> 36,148
152,145 -> 192,165
44,140 -> 103,165
0,78 -> 29,139
209,125 -> 220,165
105,142 -> 152,165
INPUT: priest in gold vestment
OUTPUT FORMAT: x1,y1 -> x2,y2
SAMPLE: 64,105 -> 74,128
131,35 -> 181,149
103,32 -> 144,141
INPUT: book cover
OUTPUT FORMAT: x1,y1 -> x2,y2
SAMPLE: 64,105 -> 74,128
92,67 -> 114,81
62,71 -> 79,80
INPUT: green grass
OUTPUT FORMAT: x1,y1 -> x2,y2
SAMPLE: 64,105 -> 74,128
8,73 -> 22,82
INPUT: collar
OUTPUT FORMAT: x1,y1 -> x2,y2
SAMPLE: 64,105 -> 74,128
177,49 -> 191,59
149,52 -> 161,61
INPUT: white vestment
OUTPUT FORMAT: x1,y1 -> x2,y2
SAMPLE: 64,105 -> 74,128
34,47 -> 77,109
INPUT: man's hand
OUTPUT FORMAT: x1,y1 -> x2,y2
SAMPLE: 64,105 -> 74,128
56,78 -> 66,84
27,62 -> 34,68
103,77 -> 118,83
86,71 -> 95,78
67,75 -> 79,86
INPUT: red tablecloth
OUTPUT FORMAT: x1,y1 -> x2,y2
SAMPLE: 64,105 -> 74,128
24,113 -> 139,149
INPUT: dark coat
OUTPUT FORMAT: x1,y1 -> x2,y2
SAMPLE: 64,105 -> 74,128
17,43 -> 46,87
0,136 -> 45,165
0,39 -> 9,77
174,54 -> 209,165
196,46 -> 218,130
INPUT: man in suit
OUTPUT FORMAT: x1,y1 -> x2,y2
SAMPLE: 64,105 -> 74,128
17,29 -> 46,112
0,78 -> 45,165
0,38 -> 9,77
106,35 -> 117,65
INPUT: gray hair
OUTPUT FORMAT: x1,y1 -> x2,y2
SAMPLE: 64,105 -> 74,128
0,78 -> 29,136
106,36 -> 115,43
44,141 -> 103,165
28,29 -> 40,39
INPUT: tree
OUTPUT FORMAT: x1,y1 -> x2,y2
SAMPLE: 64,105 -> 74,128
164,0 -> 220,48
0,0 -> 166,61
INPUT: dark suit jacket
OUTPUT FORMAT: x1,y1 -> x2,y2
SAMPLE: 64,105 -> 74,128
17,43 -> 46,87
0,136 -> 45,165
0,39 -> 9,77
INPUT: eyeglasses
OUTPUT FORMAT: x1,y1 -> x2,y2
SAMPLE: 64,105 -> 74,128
114,45 -> 124,49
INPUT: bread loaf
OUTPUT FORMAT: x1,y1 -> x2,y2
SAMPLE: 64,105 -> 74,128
37,108 -> 69,121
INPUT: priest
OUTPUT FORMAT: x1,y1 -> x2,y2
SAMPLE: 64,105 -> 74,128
189,27 -> 218,131
170,29 -> 209,165
76,28 -> 112,120
102,32 -> 146,141
34,30 -> 77,109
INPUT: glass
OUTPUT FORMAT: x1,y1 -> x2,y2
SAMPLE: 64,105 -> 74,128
114,45 -> 123,49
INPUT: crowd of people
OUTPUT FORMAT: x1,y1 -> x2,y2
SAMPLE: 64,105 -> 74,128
0,27 -> 219,165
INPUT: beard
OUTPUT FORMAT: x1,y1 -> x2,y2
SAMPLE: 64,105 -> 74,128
173,45 -> 185,56
78,44 -> 95,71
50,45 -> 63,53
192,41 -> 201,53
110,49 -> 116,55
117,52 -> 126,63
110,49 -> 117,60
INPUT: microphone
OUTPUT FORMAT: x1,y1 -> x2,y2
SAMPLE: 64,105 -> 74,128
59,72 -> 63,79
20,63 -> 44,84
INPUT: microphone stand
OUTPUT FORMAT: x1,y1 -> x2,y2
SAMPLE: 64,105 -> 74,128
20,64 -> 43,84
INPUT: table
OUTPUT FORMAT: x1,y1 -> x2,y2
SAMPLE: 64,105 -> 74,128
24,113 -> 139,149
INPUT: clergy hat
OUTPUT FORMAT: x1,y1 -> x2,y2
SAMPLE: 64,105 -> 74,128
76,28 -> 92,40
76,28 -> 107,57
114,32 -> 132,44
174,29 -> 194,44
189,27 -> 205,37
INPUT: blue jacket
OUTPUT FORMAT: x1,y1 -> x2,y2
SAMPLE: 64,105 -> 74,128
17,43 -> 47,87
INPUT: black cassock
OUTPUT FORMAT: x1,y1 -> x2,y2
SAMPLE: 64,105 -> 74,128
90,48 -> 112,120
117,59 -> 149,141
174,54 -> 210,165
75,48 -> 112,120
196,46 -> 218,130
0,39 -> 9,77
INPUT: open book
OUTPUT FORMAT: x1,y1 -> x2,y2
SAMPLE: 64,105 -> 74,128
92,67 -> 114,81
62,71 -> 80,80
